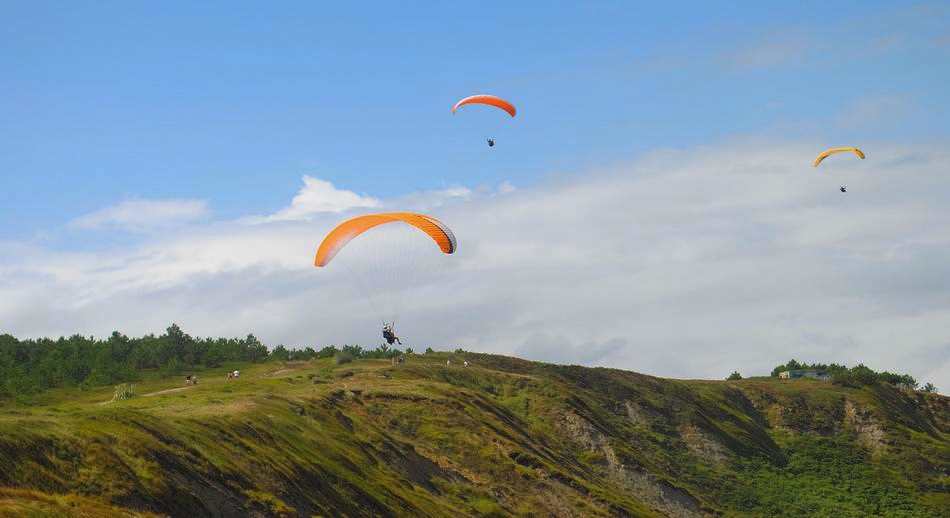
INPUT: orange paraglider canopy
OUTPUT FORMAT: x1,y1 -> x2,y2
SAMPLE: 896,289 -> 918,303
315,212 -> 457,267
452,94 -> 517,117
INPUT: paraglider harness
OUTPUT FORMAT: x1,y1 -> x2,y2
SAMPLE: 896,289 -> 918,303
382,322 -> 402,346
487,138 -> 495,147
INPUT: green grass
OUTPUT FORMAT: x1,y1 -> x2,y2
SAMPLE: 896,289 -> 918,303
0,352 -> 946,517
721,435 -> 932,517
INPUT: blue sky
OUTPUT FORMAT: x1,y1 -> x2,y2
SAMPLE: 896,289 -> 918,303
2,2 -> 950,387
3,1 -> 947,241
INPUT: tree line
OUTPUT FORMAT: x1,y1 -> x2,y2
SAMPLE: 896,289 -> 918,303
769,359 -> 937,393
5,325 -> 938,399
0,324 -> 432,399
0,324 -> 270,397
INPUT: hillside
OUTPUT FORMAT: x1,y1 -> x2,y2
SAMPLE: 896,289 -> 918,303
0,352 -> 947,517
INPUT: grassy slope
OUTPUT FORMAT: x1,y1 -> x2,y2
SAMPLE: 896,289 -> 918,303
0,353 -> 946,517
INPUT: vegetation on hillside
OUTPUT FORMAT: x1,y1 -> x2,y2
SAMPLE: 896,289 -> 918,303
0,325 -> 418,400
0,324 -> 267,397
3,326 -> 939,403
0,343 -> 946,517
769,359 -> 930,392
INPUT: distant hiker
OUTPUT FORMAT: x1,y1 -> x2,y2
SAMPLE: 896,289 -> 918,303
464,360 -> 469,367
233,370 -> 240,378
185,375 -> 193,386
227,372 -> 234,380
446,359 -> 451,367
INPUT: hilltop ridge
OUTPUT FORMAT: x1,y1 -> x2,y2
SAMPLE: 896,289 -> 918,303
0,351 -> 947,517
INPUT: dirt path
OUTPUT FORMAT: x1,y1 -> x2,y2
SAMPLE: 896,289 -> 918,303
143,386 -> 193,397
98,384 -> 193,405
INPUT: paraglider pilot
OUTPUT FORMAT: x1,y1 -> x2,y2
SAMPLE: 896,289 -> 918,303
840,186 -> 847,193
487,138 -> 495,148
383,322 -> 401,346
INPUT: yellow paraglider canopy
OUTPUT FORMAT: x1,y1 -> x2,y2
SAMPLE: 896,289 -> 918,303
813,147 -> 865,167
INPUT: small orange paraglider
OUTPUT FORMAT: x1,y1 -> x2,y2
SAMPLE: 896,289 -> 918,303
451,94 -> 516,117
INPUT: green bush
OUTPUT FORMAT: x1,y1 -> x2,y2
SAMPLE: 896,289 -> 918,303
831,370 -> 858,387
317,346 -> 339,359
850,364 -> 878,385
722,436 -> 928,516
334,351 -> 354,365
270,345 -> 290,361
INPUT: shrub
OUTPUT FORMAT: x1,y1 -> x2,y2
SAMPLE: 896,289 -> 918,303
341,344 -> 364,358
727,371 -> 743,380
877,371 -> 916,388
850,364 -> 878,386
831,371 -> 857,388
270,345 -> 290,361
317,346 -> 339,359
111,383 -> 135,402
334,351 -> 354,365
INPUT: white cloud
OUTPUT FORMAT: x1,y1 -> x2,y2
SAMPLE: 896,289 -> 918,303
3,141 -> 950,391
70,199 -> 209,232
255,176 -> 379,222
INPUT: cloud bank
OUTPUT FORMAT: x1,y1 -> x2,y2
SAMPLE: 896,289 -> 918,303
256,176 -> 380,222
70,199 -> 210,232
3,141 -> 948,390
